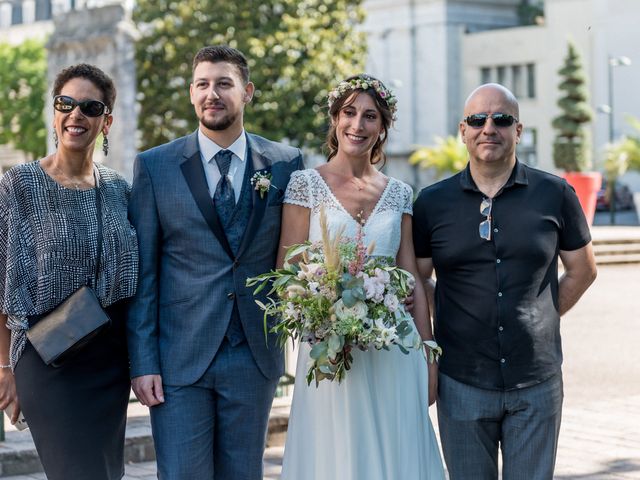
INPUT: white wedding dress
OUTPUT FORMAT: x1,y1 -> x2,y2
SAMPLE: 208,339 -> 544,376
280,169 -> 445,480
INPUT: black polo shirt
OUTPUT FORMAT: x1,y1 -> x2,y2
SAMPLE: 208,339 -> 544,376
413,160 -> 591,391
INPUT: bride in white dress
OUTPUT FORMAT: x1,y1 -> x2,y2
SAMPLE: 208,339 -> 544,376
277,75 -> 445,480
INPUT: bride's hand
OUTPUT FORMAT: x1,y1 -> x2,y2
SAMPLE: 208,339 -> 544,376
427,361 -> 438,406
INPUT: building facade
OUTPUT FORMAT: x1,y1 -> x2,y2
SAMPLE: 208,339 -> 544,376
363,0 -> 640,190
1,0 -> 639,190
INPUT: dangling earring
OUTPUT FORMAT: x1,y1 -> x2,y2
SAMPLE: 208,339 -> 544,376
53,129 -> 58,149
103,135 -> 109,156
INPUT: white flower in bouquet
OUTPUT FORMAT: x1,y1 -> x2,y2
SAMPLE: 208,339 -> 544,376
286,284 -> 307,299
284,302 -> 299,320
246,207 -> 426,386
308,281 -> 321,294
375,318 -> 399,347
334,298 -> 369,321
298,262 -> 324,281
383,293 -> 400,312
363,274 -> 385,302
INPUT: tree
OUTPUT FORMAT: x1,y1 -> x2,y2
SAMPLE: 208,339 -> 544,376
134,0 -> 366,151
0,39 -> 47,160
517,1 -> 544,26
409,135 -> 468,179
605,116 -> 640,184
552,41 -> 593,172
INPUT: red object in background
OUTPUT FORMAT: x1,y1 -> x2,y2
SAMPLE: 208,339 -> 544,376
562,172 -> 602,225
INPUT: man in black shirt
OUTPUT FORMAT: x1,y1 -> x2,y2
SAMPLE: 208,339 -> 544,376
413,84 -> 597,480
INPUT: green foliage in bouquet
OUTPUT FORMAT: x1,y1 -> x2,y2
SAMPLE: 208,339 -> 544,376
247,210 -> 421,386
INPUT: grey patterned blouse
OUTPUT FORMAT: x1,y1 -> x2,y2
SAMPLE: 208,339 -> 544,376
0,161 -> 138,368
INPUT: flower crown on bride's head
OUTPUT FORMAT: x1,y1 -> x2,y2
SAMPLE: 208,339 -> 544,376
327,75 -> 398,121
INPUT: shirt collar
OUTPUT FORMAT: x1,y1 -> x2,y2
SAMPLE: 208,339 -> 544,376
460,158 -> 529,193
198,128 -> 247,164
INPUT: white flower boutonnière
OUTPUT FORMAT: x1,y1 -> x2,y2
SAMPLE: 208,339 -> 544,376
251,171 -> 273,199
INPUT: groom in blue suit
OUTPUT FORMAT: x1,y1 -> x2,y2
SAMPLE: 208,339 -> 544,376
127,45 -> 303,479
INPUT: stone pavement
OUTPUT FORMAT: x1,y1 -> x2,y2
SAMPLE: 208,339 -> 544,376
1,262 -> 639,479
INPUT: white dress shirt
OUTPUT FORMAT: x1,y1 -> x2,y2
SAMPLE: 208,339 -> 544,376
198,128 -> 248,203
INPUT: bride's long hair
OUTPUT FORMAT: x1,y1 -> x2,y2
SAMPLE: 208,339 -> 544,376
325,74 -> 395,167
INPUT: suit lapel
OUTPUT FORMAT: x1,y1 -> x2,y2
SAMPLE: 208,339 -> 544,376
180,132 -> 234,259
236,134 -> 271,258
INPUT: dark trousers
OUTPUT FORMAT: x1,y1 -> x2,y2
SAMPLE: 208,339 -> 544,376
437,372 -> 563,480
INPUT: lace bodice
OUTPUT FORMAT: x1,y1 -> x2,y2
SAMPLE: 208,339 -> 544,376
284,169 -> 413,258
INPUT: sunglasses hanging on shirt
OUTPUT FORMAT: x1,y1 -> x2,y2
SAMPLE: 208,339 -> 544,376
479,197 -> 493,241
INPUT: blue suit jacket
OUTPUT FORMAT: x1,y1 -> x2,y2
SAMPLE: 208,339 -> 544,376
127,131 -> 304,385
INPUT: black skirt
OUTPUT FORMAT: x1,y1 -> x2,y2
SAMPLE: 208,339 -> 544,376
15,301 -> 131,480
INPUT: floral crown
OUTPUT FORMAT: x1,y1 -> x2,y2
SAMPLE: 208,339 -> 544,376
327,75 -> 398,120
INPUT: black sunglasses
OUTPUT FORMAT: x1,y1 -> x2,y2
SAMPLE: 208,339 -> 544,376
53,95 -> 110,117
465,113 -> 517,128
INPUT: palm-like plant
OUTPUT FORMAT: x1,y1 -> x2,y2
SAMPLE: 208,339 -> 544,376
605,117 -> 640,192
408,135 -> 468,179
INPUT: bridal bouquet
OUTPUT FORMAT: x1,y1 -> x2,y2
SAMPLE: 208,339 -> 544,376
246,209 -> 422,386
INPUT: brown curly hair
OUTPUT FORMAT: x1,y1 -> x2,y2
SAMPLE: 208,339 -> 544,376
325,74 -> 395,166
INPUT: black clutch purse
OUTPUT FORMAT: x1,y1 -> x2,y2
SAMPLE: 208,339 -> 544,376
26,171 -> 110,367
26,286 -> 111,367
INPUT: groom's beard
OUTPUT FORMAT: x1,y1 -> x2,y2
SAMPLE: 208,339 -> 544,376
199,110 -> 237,131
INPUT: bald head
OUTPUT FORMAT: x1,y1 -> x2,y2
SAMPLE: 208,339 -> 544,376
463,83 -> 519,119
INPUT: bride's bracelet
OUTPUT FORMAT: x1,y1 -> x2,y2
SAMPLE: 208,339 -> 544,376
422,340 -> 442,364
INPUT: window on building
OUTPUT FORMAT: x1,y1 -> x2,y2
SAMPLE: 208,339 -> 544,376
481,67 -> 492,84
35,0 -> 53,21
512,65 -> 522,97
517,128 -> 537,166
526,63 -> 536,99
11,1 -> 23,24
497,66 -> 506,86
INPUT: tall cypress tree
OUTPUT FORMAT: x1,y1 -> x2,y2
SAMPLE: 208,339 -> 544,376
552,41 -> 593,171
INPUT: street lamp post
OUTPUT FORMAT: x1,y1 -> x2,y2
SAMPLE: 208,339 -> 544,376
607,55 -> 632,225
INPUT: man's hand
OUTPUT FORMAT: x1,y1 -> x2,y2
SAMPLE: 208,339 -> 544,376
132,374 -> 165,407
403,293 -> 415,313
0,368 -> 20,423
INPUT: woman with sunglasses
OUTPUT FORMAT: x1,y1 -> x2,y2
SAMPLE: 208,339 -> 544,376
0,64 -> 138,480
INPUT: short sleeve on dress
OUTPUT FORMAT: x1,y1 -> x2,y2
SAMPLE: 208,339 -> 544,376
284,170 -> 311,208
402,182 -> 413,216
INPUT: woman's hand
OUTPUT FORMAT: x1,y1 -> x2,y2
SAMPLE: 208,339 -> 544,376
0,368 -> 20,423
427,361 -> 438,406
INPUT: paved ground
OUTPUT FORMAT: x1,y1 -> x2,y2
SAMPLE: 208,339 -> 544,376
593,209 -> 639,226
554,263 -> 640,479
2,263 -> 638,479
